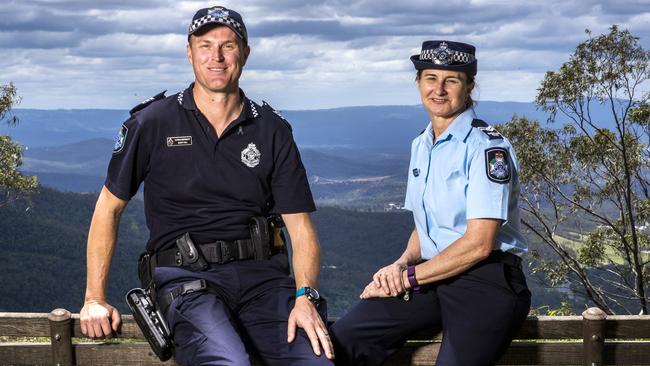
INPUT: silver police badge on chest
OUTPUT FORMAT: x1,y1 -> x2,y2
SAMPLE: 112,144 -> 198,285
241,143 -> 261,168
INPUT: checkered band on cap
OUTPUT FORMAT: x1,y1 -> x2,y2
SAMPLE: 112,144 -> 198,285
188,7 -> 247,42
419,47 -> 475,66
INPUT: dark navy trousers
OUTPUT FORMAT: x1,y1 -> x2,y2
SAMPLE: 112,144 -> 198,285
154,253 -> 333,366
329,254 -> 531,366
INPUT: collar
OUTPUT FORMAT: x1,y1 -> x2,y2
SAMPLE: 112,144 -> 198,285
178,83 -> 260,121
434,108 -> 476,143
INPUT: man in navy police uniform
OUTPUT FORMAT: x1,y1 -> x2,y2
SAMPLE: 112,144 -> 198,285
79,5 -> 334,365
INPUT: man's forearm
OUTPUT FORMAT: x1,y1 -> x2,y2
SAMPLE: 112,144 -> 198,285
282,213 -> 321,289
84,187 -> 126,302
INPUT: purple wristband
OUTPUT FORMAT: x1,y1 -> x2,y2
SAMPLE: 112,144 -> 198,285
407,265 -> 420,292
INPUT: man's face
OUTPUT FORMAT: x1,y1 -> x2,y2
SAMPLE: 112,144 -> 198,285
186,26 -> 250,94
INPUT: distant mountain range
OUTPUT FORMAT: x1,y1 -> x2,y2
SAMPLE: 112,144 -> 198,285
3,100 -> 617,150
3,101 -> 616,207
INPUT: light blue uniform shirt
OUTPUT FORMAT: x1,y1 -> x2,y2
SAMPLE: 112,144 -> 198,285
404,109 -> 527,260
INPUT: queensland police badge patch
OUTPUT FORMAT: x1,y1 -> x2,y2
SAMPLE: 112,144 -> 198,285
241,143 -> 261,168
485,147 -> 510,183
113,124 -> 128,153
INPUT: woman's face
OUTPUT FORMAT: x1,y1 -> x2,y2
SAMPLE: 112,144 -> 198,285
417,69 -> 473,122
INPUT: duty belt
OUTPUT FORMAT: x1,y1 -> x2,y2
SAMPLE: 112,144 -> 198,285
155,239 -> 256,267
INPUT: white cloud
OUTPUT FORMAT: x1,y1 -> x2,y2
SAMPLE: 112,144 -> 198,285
0,0 -> 648,109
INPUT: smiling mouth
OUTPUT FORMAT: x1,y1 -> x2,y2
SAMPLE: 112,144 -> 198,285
431,98 -> 448,103
208,67 -> 226,72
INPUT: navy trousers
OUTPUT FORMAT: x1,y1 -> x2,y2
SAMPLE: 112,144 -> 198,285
154,253 -> 333,366
329,254 -> 531,366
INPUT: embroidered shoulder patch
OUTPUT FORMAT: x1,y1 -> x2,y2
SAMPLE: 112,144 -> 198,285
113,124 -> 128,154
129,90 -> 167,115
485,147 -> 511,183
472,119 -> 503,140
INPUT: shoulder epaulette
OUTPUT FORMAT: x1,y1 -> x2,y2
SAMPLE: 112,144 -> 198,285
262,101 -> 292,131
129,90 -> 167,115
471,118 -> 503,140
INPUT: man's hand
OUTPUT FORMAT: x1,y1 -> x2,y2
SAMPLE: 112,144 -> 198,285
370,260 -> 407,297
287,296 -> 334,360
80,300 -> 121,339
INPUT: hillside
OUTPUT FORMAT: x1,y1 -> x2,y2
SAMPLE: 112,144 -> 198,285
0,187 -> 579,317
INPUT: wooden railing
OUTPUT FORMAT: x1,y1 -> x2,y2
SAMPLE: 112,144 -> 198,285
0,307 -> 649,365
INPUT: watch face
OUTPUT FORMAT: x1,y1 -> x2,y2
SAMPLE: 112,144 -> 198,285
307,287 -> 320,302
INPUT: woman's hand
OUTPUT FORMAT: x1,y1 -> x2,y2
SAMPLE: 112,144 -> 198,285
360,281 -> 394,299
363,260 -> 408,298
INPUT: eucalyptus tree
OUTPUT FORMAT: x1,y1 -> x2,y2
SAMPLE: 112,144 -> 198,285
500,26 -> 650,314
0,82 -> 37,206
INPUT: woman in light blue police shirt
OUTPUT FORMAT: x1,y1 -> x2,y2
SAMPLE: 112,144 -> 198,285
329,40 -> 531,366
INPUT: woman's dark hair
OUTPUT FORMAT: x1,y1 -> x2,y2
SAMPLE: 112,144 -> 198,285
416,70 -> 476,109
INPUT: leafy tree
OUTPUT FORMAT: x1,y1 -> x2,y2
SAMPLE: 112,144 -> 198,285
500,26 -> 650,315
0,82 -> 37,206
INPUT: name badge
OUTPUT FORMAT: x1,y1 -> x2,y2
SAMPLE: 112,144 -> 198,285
166,136 -> 192,147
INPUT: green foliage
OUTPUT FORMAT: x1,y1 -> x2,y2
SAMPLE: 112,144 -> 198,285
0,82 -> 20,126
533,300 -> 575,316
0,82 -> 37,204
501,25 -> 650,314
578,230 -> 607,267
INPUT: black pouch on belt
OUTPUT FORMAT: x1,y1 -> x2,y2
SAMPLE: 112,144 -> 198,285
176,232 -> 209,271
138,252 -> 154,289
250,216 -> 272,260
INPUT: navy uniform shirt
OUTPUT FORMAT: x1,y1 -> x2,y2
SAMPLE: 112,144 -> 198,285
404,109 -> 527,260
106,83 -> 315,252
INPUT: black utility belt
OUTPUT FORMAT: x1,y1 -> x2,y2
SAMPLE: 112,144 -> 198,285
156,238 -> 260,267
154,234 -> 285,269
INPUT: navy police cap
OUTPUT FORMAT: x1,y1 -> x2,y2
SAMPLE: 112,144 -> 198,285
411,40 -> 477,76
188,6 -> 248,44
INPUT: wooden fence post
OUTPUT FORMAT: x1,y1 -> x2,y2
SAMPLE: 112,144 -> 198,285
48,308 -> 73,366
582,307 -> 606,366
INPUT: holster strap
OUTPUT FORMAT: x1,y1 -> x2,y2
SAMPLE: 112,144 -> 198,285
155,239 -> 255,267
157,279 -> 212,315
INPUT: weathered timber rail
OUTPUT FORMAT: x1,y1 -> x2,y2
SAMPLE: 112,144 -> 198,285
0,307 -> 649,365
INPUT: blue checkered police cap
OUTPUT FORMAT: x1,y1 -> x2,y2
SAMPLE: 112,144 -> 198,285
188,6 -> 248,44
411,40 -> 477,76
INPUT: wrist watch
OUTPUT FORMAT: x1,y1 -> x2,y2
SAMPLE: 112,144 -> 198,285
295,286 -> 321,304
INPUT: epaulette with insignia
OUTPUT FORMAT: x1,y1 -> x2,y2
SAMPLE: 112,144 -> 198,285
262,101 -> 292,131
129,90 -> 167,115
471,118 -> 503,140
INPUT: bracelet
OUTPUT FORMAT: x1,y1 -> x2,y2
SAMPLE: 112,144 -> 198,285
399,266 -> 411,301
407,265 -> 421,292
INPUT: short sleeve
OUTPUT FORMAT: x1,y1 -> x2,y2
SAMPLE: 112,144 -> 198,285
269,127 -> 315,213
104,116 -> 150,200
465,144 -> 512,221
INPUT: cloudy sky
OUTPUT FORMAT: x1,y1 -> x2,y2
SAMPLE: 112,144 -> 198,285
1,0 -> 649,110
